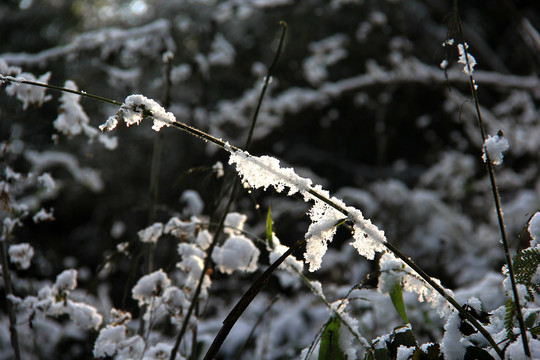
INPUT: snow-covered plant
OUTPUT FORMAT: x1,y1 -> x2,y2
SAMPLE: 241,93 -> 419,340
2,2 -> 540,359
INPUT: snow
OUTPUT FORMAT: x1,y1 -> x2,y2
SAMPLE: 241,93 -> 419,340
37,173 -> 56,193
304,200 -> 343,271
180,189 -> 204,216
303,34 -> 348,86
228,149 -> 313,196
55,269 -> 78,291
2,217 -> 21,240
213,160 -> 224,178
505,334 -> 540,359
8,242 -> 34,269
93,324 -> 144,358
25,150 -> 104,192
208,33 -> 235,66
482,134 -> 509,165
32,207 -> 55,223
132,269 -> 171,306
53,80 -> 118,150
224,212 -> 248,235
529,212 -> 540,246
378,252 -> 404,294
196,229 -> 213,250
396,346 -> 415,360
348,207 -> 387,260
441,313 -> 470,360
5,71 -> 52,109
137,222 -> 163,244
212,235 -> 260,274
100,94 -> 176,132
171,63 -> 192,84
457,43 -> 477,75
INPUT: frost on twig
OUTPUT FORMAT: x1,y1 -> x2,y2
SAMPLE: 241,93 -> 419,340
457,43 -> 477,75
378,253 -> 455,318
482,133 -> 509,165
228,147 -> 387,271
99,94 -> 175,132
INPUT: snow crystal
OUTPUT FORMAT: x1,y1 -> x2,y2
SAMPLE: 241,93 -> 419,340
8,242 -> 34,269
224,212 -> 248,235
212,235 -> 260,274
482,134 -> 509,165
132,269 -> 170,305
378,252 -> 404,294
529,212 -> 540,247
32,207 -> 55,223
99,116 -> 118,132
5,71 -> 52,109
457,43 -> 476,75
304,200 -> 343,272
100,94 -> 176,132
228,149 -> 313,196
348,207 -> 386,260
137,222 -> 163,244
55,269 -> 78,292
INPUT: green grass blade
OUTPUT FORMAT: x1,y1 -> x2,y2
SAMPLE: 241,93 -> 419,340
389,282 -> 409,324
266,206 -> 273,248
319,317 -> 346,360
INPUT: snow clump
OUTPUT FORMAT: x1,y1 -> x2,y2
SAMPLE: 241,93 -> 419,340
482,134 -> 509,165
132,269 -> 171,306
457,43 -> 476,75
212,235 -> 260,274
9,242 -> 35,269
100,94 -> 176,132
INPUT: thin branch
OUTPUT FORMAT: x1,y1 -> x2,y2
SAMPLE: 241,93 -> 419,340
203,237 -> 307,360
245,21 -> 287,149
454,2 -> 529,357
0,75 -> 122,106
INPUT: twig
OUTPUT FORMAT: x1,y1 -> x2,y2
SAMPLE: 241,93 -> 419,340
202,237 -> 307,360
453,2 -> 529,357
